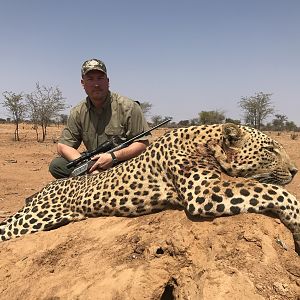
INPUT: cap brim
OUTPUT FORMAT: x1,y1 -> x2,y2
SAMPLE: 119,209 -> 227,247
82,67 -> 107,76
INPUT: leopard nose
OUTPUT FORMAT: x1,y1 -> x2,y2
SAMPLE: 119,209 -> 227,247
290,167 -> 298,178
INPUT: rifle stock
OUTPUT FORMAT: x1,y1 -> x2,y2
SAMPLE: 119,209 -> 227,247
69,119 -> 171,177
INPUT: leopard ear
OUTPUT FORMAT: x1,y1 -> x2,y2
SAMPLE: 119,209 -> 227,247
222,123 -> 243,148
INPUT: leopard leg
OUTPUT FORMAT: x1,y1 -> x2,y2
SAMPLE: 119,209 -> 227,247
0,206 -> 32,227
0,206 -> 85,241
182,179 -> 300,255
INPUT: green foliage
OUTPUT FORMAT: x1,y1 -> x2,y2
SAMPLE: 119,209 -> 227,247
177,120 -> 190,127
1,91 -> 27,141
189,118 -> 200,125
285,121 -> 298,132
150,115 -> 173,126
199,110 -> 225,125
225,118 -> 241,125
239,92 -> 274,130
59,114 -> 68,125
140,101 -> 152,115
265,115 -> 299,132
272,114 -> 287,131
26,83 -> 67,142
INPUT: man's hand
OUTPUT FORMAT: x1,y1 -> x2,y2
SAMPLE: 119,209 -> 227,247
88,141 -> 148,174
89,153 -> 114,173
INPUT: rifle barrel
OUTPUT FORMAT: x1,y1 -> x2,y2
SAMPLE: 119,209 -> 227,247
111,118 -> 171,151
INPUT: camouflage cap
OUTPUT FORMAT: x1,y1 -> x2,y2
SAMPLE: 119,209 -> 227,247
81,59 -> 107,77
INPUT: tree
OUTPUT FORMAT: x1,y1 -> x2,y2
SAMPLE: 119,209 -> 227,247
59,114 -> 68,125
177,120 -> 190,127
285,121 -> 298,132
150,115 -> 172,126
199,110 -> 225,125
140,101 -> 152,116
189,118 -> 200,125
239,92 -> 274,130
225,118 -> 241,125
26,83 -> 67,141
53,114 -> 69,127
2,91 -> 27,141
272,114 -> 288,131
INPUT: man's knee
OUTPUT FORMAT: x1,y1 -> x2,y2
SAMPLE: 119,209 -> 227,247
49,157 -> 70,179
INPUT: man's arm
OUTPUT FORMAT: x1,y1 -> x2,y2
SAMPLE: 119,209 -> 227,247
89,140 -> 149,172
57,143 -> 82,162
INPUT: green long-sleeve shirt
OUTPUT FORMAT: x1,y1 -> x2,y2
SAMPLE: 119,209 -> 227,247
59,91 -> 150,151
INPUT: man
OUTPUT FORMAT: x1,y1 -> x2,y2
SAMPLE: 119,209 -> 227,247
49,58 -> 150,179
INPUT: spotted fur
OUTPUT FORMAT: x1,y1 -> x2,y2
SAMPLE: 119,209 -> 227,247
1,124 -> 299,254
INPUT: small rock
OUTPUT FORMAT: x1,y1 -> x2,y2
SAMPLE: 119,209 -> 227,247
273,282 -> 288,295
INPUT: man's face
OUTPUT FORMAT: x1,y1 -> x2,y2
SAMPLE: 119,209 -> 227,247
81,70 -> 109,102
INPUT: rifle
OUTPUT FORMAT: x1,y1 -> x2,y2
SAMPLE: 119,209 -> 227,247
67,119 -> 171,177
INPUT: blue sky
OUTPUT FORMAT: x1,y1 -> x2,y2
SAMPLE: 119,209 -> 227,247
0,0 -> 299,124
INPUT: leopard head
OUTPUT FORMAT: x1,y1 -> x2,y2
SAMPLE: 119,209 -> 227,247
219,123 -> 297,185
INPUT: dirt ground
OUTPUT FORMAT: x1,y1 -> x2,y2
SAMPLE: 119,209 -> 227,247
0,123 -> 299,300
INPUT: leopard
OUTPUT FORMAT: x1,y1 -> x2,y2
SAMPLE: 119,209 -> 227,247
1,123 -> 300,255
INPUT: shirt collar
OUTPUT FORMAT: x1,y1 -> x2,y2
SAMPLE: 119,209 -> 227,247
86,91 -> 112,113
